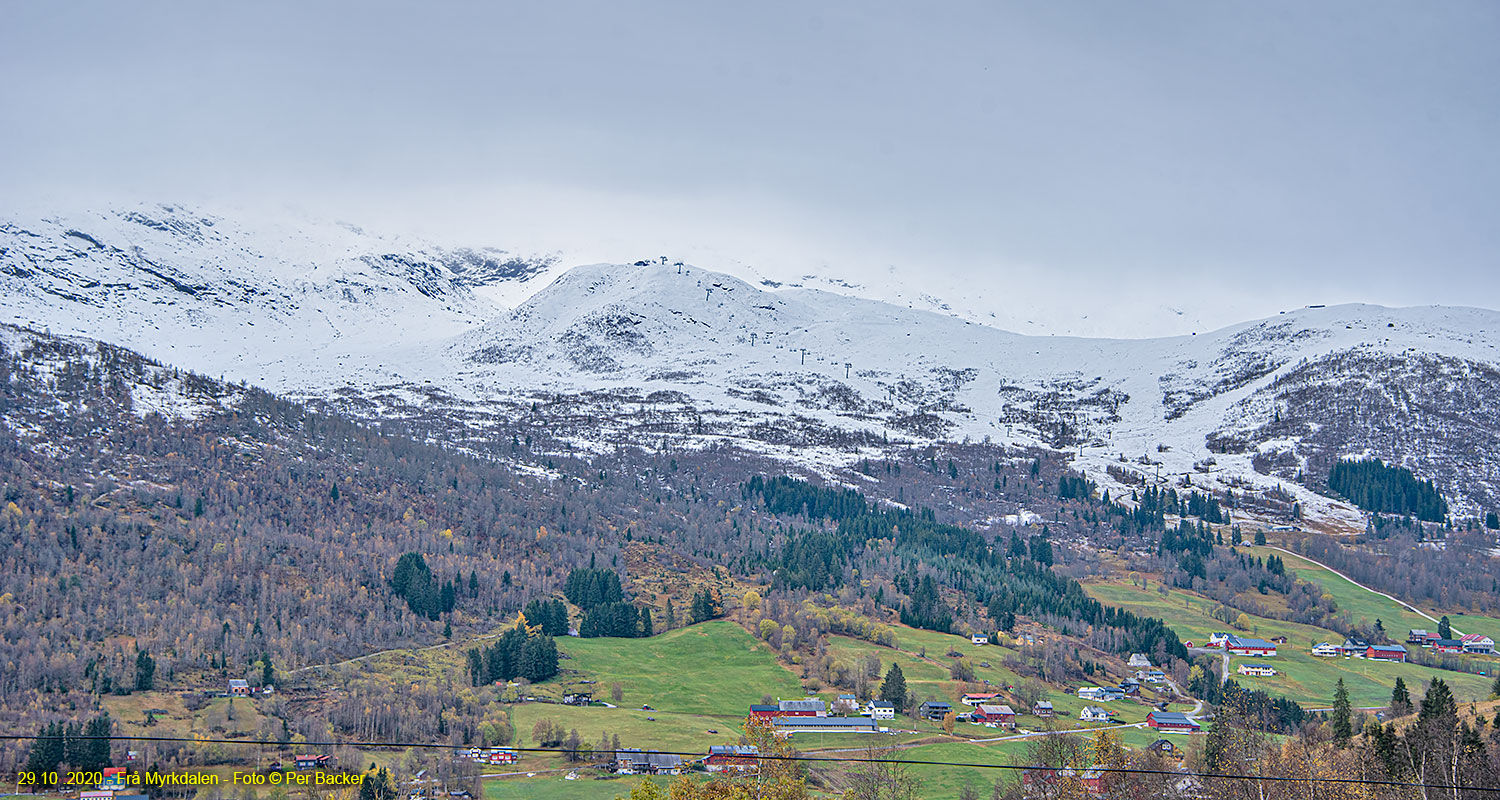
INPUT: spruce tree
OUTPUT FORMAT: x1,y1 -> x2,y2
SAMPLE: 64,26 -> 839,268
1437,615 -> 1452,640
1390,677 -> 1412,716
24,722 -> 64,779
1419,677 -> 1456,721
134,650 -> 155,691
879,663 -> 908,709
1331,678 -> 1352,745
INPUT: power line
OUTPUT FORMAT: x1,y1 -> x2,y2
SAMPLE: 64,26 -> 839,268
5,733 -> 1499,794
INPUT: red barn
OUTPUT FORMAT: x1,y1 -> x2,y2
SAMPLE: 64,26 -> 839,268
1147,711 -> 1200,733
705,745 -> 760,772
973,704 -> 1016,728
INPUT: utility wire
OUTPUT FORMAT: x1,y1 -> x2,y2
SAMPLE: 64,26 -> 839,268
5,733 -> 1499,794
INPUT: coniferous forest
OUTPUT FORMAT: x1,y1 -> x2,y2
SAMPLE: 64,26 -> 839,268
1328,457 -> 1448,521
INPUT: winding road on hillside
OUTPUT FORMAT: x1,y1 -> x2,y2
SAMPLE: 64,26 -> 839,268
1265,545 -> 1465,637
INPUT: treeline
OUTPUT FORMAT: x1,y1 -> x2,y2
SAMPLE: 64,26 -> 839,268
1196,675 -> 1499,800
1328,458 -> 1447,521
688,588 -> 724,624
464,626 -> 558,685
985,555 -> 1187,662
563,566 -> 624,609
898,574 -> 952,632
1188,669 -> 1306,734
580,602 -> 652,638
521,598 -> 568,636
391,552 -> 456,621
22,715 -> 113,780
743,475 -> 1187,662
1294,531 -> 1500,614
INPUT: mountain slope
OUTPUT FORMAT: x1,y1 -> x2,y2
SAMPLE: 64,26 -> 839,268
0,202 -> 562,390
5,205 -> 1499,524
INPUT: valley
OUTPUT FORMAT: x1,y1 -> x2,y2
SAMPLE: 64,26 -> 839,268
3,206 -> 1500,799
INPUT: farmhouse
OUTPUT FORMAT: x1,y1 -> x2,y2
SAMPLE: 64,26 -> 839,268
228,679 -> 251,697
862,700 -> 895,720
1147,711 -> 1200,733
1341,638 -> 1370,657
1128,653 -> 1152,668
832,694 -> 858,715
1408,629 -> 1430,644
773,716 -> 878,734
1365,643 -> 1408,662
749,704 -> 779,720
1147,738 -> 1180,758
1022,768 -> 1107,798
1079,706 -> 1112,723
1142,669 -> 1166,683
704,745 -> 759,773
562,691 -> 592,706
962,692 -> 1000,707
484,749 -> 517,765
918,701 -> 954,720
1077,686 -> 1107,701
1207,632 -> 1231,647
463,747 -> 518,765
1225,635 -> 1277,657
1311,642 -> 1341,657
973,704 -> 1017,728
293,754 -> 331,770
613,750 -> 683,776
972,634 -> 989,645
1118,679 -> 1141,696
1433,638 -> 1463,654
1461,634 -> 1496,655
1236,662 -> 1276,677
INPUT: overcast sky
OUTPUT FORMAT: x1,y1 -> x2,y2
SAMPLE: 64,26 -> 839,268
3,2 -> 1497,336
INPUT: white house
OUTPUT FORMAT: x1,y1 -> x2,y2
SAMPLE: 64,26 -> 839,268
1077,686 -> 1107,700
971,634 -> 989,646
1237,662 -> 1276,677
1311,642 -> 1341,658
1128,653 -> 1152,668
1079,706 -> 1112,723
1461,634 -> 1496,655
862,701 -> 895,720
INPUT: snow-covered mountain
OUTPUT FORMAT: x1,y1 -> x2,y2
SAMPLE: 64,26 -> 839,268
0,202 -> 563,383
5,203 -> 1499,527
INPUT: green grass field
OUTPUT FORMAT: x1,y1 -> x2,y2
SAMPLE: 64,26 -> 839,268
560,620 -> 805,715
1085,580 -> 1493,708
484,771 -> 645,800
1246,546 -> 1500,647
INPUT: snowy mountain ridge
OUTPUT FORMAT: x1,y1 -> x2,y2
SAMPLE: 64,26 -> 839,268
4,202 -> 1499,528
